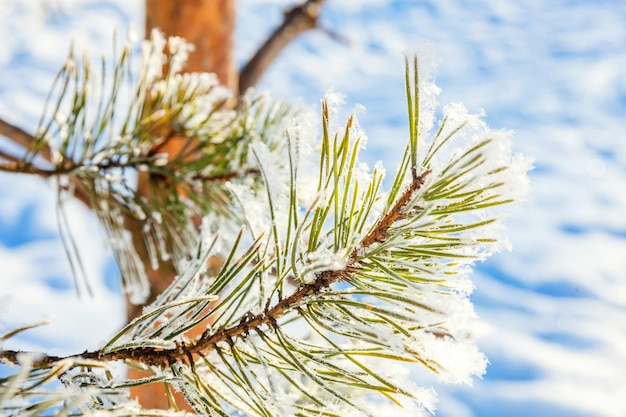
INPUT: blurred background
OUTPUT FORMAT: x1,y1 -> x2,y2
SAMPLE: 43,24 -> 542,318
1,1 -> 625,416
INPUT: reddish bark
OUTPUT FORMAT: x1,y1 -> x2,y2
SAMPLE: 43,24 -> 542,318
128,0 -> 237,410
145,0 -> 237,91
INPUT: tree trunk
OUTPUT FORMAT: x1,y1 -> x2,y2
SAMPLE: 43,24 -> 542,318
146,0 -> 238,91
127,0 -> 237,410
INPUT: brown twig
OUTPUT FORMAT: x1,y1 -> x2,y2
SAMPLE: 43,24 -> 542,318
0,149 -> 21,164
0,117 -> 94,208
0,161 -> 58,177
0,271 -> 349,368
0,169 -> 432,369
356,169 -> 431,252
238,0 -> 327,93
0,118 -> 51,162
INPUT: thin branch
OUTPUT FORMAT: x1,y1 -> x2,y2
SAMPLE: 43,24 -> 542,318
0,117 -> 94,207
0,170 -> 432,370
0,125 -> 255,210
0,117 -> 51,162
238,0 -> 326,93
0,148 -> 21,164
0,158 -> 90,208
0,161 -> 59,177
190,168 -> 261,183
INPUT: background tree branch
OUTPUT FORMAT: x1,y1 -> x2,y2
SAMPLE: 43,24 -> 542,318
239,0 -> 326,93
0,118 -> 51,162
0,117 -> 93,208
0,148 -> 21,164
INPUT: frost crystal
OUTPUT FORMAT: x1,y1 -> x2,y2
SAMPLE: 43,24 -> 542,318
141,29 -> 167,85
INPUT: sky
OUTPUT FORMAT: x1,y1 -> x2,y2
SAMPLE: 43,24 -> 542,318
1,1 -> 625,416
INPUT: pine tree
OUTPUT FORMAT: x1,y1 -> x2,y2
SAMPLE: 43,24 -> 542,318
0,29 -> 529,416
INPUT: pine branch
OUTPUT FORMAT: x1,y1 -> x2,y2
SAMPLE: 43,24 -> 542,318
2,53 -> 530,416
239,0 -> 327,93
0,170 -> 431,371
0,32 -> 296,304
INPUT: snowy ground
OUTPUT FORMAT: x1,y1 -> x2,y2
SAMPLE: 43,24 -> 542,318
1,1 -> 625,416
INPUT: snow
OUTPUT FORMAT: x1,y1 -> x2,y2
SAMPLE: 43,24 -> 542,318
1,1 -> 625,416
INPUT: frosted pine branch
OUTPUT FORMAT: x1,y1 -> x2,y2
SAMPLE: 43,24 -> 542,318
0,168 -> 432,369
1,40 -> 530,416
